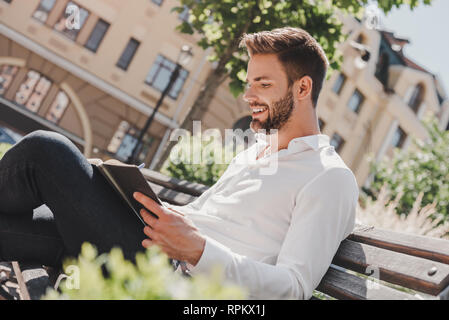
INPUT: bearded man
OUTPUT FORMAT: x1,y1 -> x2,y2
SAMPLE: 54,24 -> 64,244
0,27 -> 358,300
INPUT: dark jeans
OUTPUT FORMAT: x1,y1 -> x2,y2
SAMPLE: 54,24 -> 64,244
0,130 -> 147,268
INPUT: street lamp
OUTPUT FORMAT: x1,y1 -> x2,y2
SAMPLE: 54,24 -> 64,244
127,45 -> 193,164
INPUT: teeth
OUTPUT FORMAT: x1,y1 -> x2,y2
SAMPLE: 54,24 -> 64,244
253,108 -> 266,113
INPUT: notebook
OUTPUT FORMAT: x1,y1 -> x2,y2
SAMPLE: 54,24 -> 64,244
93,159 -> 161,225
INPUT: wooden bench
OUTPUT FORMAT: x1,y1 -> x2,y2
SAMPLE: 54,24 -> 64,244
140,169 -> 449,300
3,169 -> 449,300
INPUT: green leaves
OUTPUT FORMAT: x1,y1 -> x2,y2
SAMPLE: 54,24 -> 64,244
0,143 -> 12,160
43,243 -> 246,300
161,134 -> 243,186
368,117 -> 449,223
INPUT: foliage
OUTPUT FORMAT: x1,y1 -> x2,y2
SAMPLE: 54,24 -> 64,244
43,243 -> 246,300
0,143 -> 12,160
367,117 -> 449,222
161,132 -> 244,186
172,0 -> 433,97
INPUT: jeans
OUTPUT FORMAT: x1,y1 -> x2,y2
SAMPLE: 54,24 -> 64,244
0,130 -> 147,268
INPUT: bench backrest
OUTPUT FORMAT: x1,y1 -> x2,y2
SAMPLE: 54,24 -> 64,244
141,168 -> 449,300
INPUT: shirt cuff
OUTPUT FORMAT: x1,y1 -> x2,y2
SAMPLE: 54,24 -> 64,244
188,236 -> 233,276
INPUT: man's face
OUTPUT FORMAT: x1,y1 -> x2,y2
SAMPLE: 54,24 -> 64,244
243,53 -> 295,133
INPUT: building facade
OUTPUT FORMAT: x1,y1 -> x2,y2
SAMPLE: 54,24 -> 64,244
1,1 -> 448,187
0,0 -> 242,166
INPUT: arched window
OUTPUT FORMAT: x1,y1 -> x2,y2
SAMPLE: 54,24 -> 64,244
0,65 -> 19,95
405,83 -> 424,113
46,91 -> 70,124
15,70 -> 52,112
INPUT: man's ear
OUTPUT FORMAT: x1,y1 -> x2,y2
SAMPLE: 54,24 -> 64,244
295,75 -> 313,101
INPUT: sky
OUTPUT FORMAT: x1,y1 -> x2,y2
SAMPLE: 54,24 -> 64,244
378,0 -> 449,96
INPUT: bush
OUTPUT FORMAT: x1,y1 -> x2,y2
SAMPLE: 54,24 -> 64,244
0,143 -> 12,160
161,133 -> 244,186
43,243 -> 246,300
367,117 -> 449,222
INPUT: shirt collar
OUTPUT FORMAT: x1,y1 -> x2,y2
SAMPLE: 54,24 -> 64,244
287,134 -> 330,152
255,133 -> 330,155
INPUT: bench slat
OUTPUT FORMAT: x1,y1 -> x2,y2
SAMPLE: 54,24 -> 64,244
349,224 -> 449,265
142,169 -> 209,197
317,265 -> 419,300
11,262 -> 30,300
149,182 -> 197,206
332,239 -> 449,296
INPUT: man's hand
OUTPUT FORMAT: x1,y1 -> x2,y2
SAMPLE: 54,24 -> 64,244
133,192 -> 206,266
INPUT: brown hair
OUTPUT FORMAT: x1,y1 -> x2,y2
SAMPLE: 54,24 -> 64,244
239,27 -> 329,107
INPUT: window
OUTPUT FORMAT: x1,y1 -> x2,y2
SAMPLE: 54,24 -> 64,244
347,89 -> 364,114
151,0 -> 163,6
391,126 -> 407,149
32,0 -> 56,23
330,133 -> 345,153
116,38 -> 140,71
406,83 -> 424,113
332,73 -> 346,95
107,121 -> 154,163
46,91 -> 69,123
145,54 -> 189,100
356,33 -> 365,44
318,118 -> 325,130
178,5 -> 190,22
54,2 -> 90,41
14,70 -> 51,112
0,65 -> 19,95
85,19 -> 110,52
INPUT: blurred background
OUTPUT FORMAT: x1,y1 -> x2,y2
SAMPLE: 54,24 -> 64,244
0,0 -> 448,237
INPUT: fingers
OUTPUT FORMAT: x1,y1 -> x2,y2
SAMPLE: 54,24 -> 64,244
140,208 -> 158,228
142,239 -> 153,249
133,192 -> 164,218
143,226 -> 157,239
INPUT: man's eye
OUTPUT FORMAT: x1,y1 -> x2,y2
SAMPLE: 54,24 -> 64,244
261,83 -> 271,88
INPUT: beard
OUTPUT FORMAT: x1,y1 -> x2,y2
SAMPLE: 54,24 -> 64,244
250,89 -> 294,133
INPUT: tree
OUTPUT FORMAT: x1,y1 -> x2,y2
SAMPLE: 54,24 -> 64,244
155,0 -> 433,169
367,117 -> 449,222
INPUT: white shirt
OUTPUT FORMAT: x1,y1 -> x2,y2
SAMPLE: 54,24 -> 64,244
165,134 -> 359,300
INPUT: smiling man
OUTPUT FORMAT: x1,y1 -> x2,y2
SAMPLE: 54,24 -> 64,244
0,27 -> 358,300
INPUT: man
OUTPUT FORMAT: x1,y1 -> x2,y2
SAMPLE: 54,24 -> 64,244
0,27 -> 358,300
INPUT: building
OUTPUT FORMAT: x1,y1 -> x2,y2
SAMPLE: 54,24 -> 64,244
1,1 -> 448,187
0,0 -> 242,166
313,16 -> 449,187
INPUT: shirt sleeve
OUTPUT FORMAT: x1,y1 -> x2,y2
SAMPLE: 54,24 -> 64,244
188,167 -> 359,299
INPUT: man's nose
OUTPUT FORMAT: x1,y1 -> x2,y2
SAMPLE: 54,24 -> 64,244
243,87 -> 257,103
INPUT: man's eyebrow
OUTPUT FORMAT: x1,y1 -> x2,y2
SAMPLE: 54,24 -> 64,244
245,76 -> 273,83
